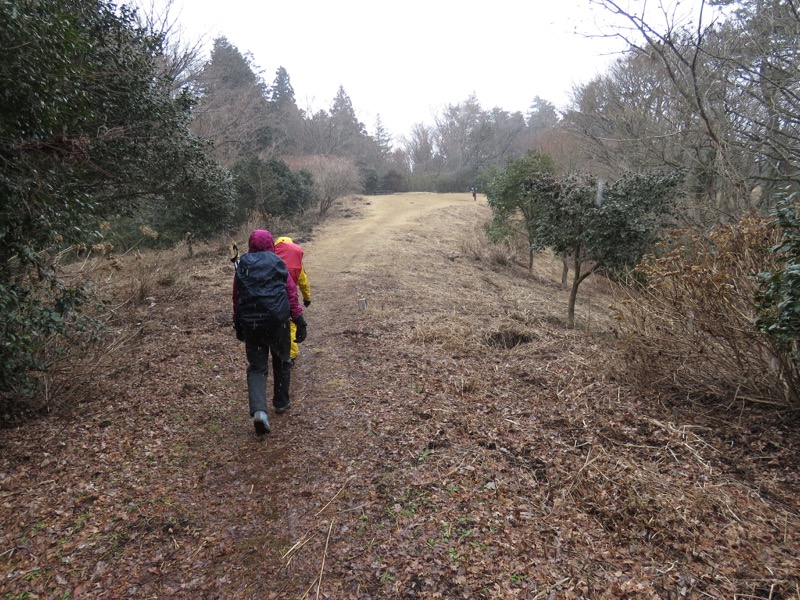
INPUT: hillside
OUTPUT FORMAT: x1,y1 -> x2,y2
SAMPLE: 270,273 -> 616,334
1,193 -> 798,599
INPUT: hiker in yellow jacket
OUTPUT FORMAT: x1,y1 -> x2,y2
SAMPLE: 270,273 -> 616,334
274,237 -> 311,361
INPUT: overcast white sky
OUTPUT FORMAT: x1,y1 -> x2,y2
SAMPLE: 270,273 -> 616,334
136,0 -> 655,140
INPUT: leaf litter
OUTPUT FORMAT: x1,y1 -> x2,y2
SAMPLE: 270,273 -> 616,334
1,194 -> 798,599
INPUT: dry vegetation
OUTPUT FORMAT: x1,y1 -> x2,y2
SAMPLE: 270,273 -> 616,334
612,216 -> 799,406
1,194 -> 798,599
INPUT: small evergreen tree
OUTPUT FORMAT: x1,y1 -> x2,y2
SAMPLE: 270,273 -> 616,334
534,170 -> 683,327
373,115 -> 393,161
382,170 -> 407,193
232,157 -> 316,220
485,151 -> 555,272
268,66 -> 297,111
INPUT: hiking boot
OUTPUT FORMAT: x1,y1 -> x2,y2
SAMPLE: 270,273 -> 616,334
274,403 -> 291,415
253,411 -> 270,435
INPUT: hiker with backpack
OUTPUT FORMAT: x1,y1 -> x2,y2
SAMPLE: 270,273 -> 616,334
232,230 -> 308,435
274,236 -> 312,363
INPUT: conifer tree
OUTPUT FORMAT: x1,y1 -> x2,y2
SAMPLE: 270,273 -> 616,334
192,37 -> 275,165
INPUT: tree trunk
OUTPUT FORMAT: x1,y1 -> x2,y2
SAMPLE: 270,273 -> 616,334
528,246 -> 534,274
567,251 -> 599,329
560,253 -> 569,289
567,253 -> 581,329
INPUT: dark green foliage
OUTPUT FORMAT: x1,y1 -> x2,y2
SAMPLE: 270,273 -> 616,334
361,168 -> 380,194
485,151 -> 555,271
536,171 -> 684,272
232,156 -> 317,220
381,170 -> 407,193
486,154 -> 682,326
486,151 -> 555,237
0,282 -> 94,396
145,158 -> 235,245
591,172 -> 684,270
533,169 -> 683,327
756,192 -> 800,362
268,66 -> 297,111
0,0 -> 234,394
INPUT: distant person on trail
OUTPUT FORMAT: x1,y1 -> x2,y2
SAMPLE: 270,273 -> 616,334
471,186 -> 477,201
232,230 -> 308,435
273,236 -> 312,363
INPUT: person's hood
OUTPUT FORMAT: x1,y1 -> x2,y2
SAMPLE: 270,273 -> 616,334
275,236 -> 293,245
248,230 -> 274,252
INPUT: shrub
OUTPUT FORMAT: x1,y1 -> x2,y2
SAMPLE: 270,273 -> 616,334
361,167 -> 379,194
0,0 -> 233,397
231,156 -> 317,224
0,278 -> 93,398
611,216 -> 799,406
459,226 -> 518,266
381,170 -> 408,193
288,155 -> 363,215
755,193 -> 800,368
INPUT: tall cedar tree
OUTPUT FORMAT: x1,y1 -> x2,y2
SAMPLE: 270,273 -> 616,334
191,37 -> 276,166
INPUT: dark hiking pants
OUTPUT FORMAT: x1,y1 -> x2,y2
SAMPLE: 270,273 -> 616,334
244,323 -> 292,414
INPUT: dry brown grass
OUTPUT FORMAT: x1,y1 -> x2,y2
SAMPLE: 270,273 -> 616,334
22,209 -> 313,416
611,216 -> 799,406
458,225 -> 518,267
225,209 -> 320,255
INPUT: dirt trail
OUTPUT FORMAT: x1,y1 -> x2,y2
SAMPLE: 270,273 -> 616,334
1,192 -> 799,599
304,192 -> 477,326
309,192 -> 467,273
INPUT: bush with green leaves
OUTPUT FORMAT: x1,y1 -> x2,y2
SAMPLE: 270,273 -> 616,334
534,170 -> 683,327
1,0 -> 234,396
756,192 -> 800,368
361,167 -> 380,194
485,158 -> 682,327
484,150 -> 555,272
231,156 -> 317,223
381,170 -> 407,193
0,281 -> 95,398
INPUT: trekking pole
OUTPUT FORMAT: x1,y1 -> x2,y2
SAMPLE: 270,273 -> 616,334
229,243 -> 243,341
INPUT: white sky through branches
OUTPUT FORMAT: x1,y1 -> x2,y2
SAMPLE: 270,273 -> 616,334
132,0 -> 710,141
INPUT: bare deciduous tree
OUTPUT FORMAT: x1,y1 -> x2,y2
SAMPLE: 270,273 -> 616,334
130,0 -> 206,94
586,0 -> 800,219
288,155 -> 363,214
403,123 -> 437,174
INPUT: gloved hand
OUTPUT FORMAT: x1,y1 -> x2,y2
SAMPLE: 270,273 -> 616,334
303,299 -> 311,307
233,320 -> 246,341
292,315 -> 308,343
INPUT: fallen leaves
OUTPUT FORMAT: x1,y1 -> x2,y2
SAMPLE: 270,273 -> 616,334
1,195 -> 799,598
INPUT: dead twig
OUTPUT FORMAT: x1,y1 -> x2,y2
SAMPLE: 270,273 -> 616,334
299,576 -> 319,600
282,532 -> 316,564
314,476 -> 353,517
566,445 -> 604,495
316,518 -> 335,600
